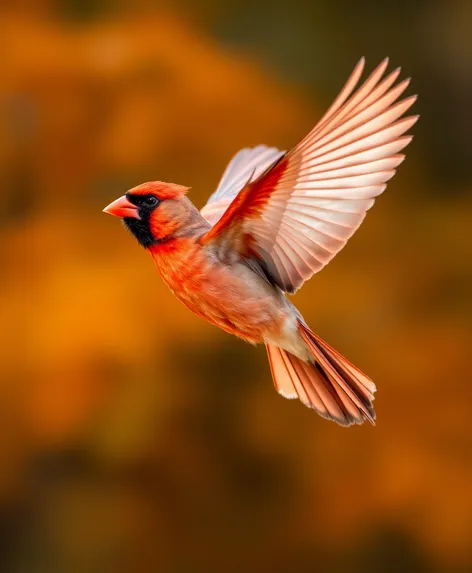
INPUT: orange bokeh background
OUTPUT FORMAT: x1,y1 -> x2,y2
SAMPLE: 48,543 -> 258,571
1,2 -> 471,572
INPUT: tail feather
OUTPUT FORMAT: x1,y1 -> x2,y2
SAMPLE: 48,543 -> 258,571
266,344 -> 298,400
266,322 -> 376,426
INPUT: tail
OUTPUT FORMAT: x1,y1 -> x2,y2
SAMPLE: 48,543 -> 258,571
266,321 -> 376,426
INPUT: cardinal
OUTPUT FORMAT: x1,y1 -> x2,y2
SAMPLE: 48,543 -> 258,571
104,58 -> 417,426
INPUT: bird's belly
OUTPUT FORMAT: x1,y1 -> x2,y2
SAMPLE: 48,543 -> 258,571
175,269 -> 285,343
153,244 -> 287,343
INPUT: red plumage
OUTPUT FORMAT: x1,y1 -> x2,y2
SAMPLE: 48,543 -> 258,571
104,59 -> 417,426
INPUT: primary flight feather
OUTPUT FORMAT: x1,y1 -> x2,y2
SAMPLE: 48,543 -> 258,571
104,58 -> 417,426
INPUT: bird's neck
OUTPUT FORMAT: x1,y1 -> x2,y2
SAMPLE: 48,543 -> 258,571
179,199 -> 211,236
148,203 -> 209,254
148,203 -> 211,293
148,234 -> 209,297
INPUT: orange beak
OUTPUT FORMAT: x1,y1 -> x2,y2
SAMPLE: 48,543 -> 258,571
103,195 -> 140,219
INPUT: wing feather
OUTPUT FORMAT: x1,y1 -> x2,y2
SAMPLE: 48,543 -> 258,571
200,145 -> 285,225
201,59 -> 418,292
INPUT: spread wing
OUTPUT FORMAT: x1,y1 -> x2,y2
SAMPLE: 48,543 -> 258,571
200,58 -> 418,293
200,145 -> 285,225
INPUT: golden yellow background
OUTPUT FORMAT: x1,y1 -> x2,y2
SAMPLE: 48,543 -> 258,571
1,2 -> 471,572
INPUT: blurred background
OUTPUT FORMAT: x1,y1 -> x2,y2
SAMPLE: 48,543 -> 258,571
1,1 -> 471,572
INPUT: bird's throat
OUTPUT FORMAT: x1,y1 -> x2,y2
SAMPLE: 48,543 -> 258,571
123,217 -> 154,248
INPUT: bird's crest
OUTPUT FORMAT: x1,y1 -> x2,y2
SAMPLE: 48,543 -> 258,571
128,181 -> 190,200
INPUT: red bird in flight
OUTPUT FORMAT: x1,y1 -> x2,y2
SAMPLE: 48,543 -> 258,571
104,58 -> 417,426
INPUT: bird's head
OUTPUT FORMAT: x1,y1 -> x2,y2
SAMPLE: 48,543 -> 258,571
103,181 -> 191,248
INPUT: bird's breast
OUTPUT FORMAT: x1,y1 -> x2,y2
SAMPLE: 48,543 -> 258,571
150,238 -> 287,343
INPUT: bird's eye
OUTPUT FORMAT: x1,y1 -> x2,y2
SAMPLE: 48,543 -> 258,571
144,196 -> 159,208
